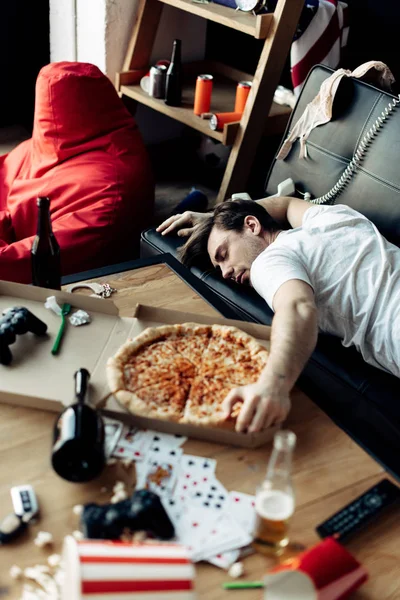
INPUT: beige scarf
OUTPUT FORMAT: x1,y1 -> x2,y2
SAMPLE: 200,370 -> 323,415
277,61 -> 395,161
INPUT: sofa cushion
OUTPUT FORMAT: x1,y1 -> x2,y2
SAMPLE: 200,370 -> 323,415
0,62 -> 154,283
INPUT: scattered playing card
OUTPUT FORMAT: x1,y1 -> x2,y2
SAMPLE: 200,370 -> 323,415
147,430 -> 187,451
207,549 -> 241,570
174,505 -> 213,556
103,417 -> 123,458
190,477 -> 229,511
112,427 -> 152,461
148,445 -> 184,462
180,454 -> 217,475
228,490 -> 257,535
161,494 -> 188,528
136,447 -> 182,497
193,512 -> 252,562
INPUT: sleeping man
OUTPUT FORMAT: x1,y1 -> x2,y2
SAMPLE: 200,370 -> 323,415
157,197 -> 400,434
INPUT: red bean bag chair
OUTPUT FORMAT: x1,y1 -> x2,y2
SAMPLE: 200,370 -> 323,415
0,62 -> 154,283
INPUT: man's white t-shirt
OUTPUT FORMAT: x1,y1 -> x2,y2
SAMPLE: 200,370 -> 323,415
250,204 -> 400,378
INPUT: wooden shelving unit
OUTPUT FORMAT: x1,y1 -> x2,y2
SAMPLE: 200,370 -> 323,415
116,0 -> 304,202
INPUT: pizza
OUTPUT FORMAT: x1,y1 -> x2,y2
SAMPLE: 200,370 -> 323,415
106,323 -> 269,428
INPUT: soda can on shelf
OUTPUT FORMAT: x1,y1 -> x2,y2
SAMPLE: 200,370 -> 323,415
209,111 -> 242,131
194,74 -> 213,115
149,65 -> 167,98
234,80 -> 252,113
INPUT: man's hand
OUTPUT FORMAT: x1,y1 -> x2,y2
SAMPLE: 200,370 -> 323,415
156,211 -> 211,237
222,381 -> 291,433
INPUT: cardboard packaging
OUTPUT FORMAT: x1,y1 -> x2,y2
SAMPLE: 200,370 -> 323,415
0,280 -> 275,448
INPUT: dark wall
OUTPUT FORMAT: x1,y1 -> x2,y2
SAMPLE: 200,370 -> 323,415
345,0 -> 400,87
0,1 -> 50,130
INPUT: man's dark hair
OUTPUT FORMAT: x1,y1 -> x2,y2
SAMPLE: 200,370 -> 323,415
178,199 -> 279,270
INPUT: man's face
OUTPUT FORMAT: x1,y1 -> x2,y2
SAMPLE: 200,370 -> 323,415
207,219 -> 267,285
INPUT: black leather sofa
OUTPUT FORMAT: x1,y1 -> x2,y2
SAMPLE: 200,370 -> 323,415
141,65 -> 400,480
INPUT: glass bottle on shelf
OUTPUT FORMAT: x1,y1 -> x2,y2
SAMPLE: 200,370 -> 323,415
253,430 -> 297,555
31,197 -> 61,290
165,39 -> 182,107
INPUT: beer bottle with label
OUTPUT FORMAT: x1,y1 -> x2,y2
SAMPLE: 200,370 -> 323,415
165,39 -> 182,107
31,197 -> 61,290
253,430 -> 296,555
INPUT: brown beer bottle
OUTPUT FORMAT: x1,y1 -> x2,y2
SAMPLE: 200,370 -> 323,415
31,197 -> 61,290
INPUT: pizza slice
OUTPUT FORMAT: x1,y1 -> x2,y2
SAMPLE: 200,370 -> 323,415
201,348 -> 269,386
181,376 -> 238,427
115,376 -> 191,422
122,354 -> 195,391
106,325 -> 189,393
165,323 -> 212,365
200,325 -> 268,384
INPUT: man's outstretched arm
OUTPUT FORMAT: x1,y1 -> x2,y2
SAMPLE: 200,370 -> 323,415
156,196 -> 312,237
223,279 -> 318,432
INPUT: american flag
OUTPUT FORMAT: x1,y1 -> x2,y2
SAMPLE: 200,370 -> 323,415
291,0 -> 349,96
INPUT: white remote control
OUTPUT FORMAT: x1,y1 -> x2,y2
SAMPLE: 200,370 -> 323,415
11,485 -> 39,522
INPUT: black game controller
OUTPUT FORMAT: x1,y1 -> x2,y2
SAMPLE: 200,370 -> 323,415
81,489 -> 175,541
0,307 -> 48,365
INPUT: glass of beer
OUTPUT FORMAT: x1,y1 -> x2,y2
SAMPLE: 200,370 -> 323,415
253,430 -> 296,555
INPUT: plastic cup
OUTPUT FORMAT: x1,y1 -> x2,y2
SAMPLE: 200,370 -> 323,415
263,537 -> 368,599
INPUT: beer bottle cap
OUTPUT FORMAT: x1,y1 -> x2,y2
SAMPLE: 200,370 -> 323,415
37,197 -> 50,208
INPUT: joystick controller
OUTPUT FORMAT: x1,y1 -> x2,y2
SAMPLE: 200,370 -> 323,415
0,307 -> 47,365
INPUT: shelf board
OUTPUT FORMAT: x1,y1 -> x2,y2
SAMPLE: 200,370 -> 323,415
157,0 -> 273,39
122,83 -> 225,142
120,61 -> 291,145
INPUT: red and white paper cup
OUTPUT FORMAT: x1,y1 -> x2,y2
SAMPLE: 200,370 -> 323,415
263,537 -> 368,600
61,537 -> 196,599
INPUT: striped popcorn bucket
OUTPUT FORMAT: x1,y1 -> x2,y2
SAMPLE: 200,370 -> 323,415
61,537 -> 196,599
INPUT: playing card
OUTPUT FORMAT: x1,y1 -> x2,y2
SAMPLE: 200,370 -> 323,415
174,473 -> 227,508
228,490 -> 257,535
193,512 -> 252,562
207,549 -> 241,570
147,430 -> 187,451
112,427 -> 152,461
174,505 -> 215,556
180,454 -> 216,475
136,446 -> 183,497
174,456 -> 219,503
190,477 -> 229,511
161,494 -> 188,528
148,445 -> 184,462
103,417 -> 123,458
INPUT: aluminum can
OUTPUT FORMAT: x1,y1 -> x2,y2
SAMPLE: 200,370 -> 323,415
234,81 -> 252,113
149,65 -> 167,99
194,74 -> 213,116
209,111 -> 242,131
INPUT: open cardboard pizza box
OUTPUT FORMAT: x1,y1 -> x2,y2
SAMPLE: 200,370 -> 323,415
0,280 -> 276,448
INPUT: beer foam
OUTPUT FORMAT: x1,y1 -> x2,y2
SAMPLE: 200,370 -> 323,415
255,490 -> 294,521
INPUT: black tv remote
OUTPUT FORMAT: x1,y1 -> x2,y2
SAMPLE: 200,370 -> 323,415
316,478 -> 400,542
